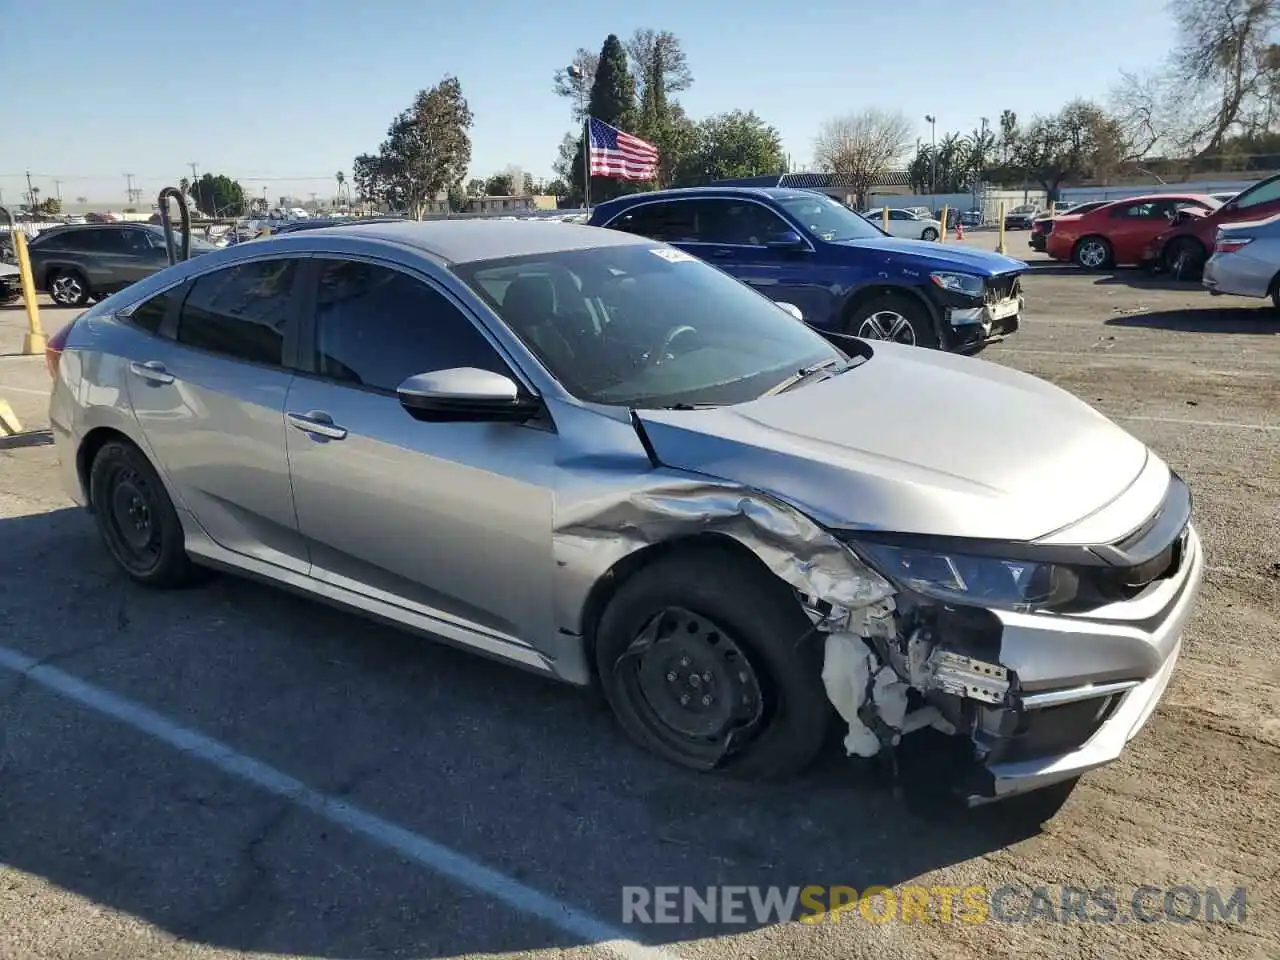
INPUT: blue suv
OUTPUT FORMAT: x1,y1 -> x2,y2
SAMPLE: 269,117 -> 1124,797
587,187 -> 1028,352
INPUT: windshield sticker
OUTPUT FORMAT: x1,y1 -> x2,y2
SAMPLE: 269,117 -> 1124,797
649,247 -> 696,263
820,231 -> 836,241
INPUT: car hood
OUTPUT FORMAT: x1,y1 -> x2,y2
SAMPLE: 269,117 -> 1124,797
634,342 -> 1151,542
835,237 -> 1026,275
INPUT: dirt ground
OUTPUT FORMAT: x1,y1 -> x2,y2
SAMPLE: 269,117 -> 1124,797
0,251 -> 1277,960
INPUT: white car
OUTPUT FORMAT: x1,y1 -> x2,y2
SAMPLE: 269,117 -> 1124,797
864,207 -> 943,242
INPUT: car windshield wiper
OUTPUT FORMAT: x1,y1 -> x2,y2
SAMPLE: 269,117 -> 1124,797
762,356 -> 858,397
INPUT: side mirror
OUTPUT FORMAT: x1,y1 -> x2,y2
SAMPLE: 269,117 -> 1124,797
396,367 -> 540,423
765,229 -> 807,251
775,301 -> 804,321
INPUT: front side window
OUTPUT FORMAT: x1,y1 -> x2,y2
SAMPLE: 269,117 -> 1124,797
452,244 -> 844,409
311,259 -> 507,392
176,259 -> 298,365
701,200 -> 794,245
774,192 -> 882,241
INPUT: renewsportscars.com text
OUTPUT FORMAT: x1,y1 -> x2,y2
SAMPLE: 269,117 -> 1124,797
621,884 -> 1248,926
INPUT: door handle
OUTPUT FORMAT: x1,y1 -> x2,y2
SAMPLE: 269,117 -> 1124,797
287,410 -> 348,441
128,360 -> 174,385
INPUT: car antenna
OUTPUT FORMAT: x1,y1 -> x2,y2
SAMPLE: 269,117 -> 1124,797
156,186 -> 191,265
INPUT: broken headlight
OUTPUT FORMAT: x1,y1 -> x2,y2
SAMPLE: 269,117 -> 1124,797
849,541 -> 1079,612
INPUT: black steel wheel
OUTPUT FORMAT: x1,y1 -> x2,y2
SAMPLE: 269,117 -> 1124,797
595,546 -> 831,780
89,440 -> 203,587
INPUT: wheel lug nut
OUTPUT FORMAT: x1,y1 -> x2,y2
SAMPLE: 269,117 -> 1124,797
702,673 -> 712,683
667,672 -> 677,682
679,694 -> 690,706
679,657 -> 690,667
701,695 -> 712,706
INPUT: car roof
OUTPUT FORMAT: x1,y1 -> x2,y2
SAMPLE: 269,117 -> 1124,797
267,217 -> 652,264
594,186 -> 826,209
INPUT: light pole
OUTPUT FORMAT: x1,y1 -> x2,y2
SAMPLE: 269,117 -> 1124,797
567,62 -> 590,214
924,115 -> 937,195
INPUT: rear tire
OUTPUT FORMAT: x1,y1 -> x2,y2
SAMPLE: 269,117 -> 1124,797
844,293 -> 940,349
1073,236 -> 1112,270
88,440 -> 204,588
594,546 -> 832,781
48,268 -> 90,306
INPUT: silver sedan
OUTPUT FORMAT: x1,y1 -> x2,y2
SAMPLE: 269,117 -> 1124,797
45,219 -> 1204,807
1203,212 -> 1280,308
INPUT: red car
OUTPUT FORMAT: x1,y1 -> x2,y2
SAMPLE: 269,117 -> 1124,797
1046,193 -> 1220,269
1145,172 -> 1280,277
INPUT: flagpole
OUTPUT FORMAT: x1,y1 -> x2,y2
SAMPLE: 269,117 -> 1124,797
582,114 -> 591,217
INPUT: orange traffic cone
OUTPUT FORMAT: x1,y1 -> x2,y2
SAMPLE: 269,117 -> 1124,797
956,221 -> 965,240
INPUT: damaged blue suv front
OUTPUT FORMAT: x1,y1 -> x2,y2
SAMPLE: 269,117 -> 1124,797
588,186 -> 1027,353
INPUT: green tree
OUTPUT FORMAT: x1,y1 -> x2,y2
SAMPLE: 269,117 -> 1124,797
552,47 -> 599,123
523,172 -> 536,195
628,29 -> 694,187
466,177 -> 486,196
447,185 -> 468,212
485,173 -> 515,196
369,75 -> 474,219
576,34 -> 639,202
352,153 -> 386,211
673,110 -> 785,186
545,178 -> 569,197
1009,101 -> 1127,199
194,173 -> 246,216
37,197 -> 62,215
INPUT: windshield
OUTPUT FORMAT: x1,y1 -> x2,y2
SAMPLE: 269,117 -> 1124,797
774,192 -> 885,241
145,225 -> 215,251
452,244 -> 845,409
1011,204 -> 1037,214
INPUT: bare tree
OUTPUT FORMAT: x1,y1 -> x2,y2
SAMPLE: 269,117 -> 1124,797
1112,0 -> 1280,159
812,110 -> 913,206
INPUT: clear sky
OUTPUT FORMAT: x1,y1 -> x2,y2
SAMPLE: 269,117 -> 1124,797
0,0 -> 1174,209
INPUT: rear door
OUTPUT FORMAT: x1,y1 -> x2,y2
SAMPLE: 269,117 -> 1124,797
1104,201 -> 1171,263
125,255 -> 310,573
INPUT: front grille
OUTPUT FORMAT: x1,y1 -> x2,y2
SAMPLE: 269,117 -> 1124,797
996,694 -> 1122,763
984,273 -> 1021,304
1084,523 -> 1187,602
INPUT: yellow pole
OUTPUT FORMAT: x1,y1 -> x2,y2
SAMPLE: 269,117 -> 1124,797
997,201 -> 1007,255
12,230 -> 45,354
939,206 -> 949,243
881,207 -> 889,233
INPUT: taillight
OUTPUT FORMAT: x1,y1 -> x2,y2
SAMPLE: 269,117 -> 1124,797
1214,236 -> 1252,255
45,320 -> 75,378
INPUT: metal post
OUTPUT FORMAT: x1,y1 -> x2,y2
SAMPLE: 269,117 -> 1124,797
0,206 -> 45,356
882,208 -> 889,233
156,187 -> 191,265
997,201 -> 1007,255
582,113 -> 591,216
940,206 -> 949,243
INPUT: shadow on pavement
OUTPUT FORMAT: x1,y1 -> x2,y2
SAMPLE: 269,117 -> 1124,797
1106,307 -> 1280,334
0,508 -> 1059,957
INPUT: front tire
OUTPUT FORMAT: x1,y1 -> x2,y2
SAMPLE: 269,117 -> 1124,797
921,227 -> 939,242
88,440 -> 202,588
594,546 -> 832,781
845,293 -> 940,349
1163,237 -> 1207,279
48,269 -> 90,306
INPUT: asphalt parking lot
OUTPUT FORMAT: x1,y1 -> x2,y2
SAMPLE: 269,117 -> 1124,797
1,241 -> 1277,960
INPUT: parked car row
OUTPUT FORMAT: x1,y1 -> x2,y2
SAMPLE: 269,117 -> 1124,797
1031,172 -> 1280,307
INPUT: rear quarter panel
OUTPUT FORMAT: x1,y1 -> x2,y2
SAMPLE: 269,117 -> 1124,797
51,313 -> 172,508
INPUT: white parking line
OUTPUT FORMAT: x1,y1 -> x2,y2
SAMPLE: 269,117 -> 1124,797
997,348 -> 1278,366
1117,414 -> 1280,432
0,643 -> 680,960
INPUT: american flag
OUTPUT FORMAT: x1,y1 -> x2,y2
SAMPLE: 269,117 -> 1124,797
588,117 -> 659,181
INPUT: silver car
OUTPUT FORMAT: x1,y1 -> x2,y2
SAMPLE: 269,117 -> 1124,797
1202,212 -> 1280,308
46,220 -> 1204,807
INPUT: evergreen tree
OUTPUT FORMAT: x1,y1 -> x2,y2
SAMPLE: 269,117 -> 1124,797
576,34 -> 639,202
